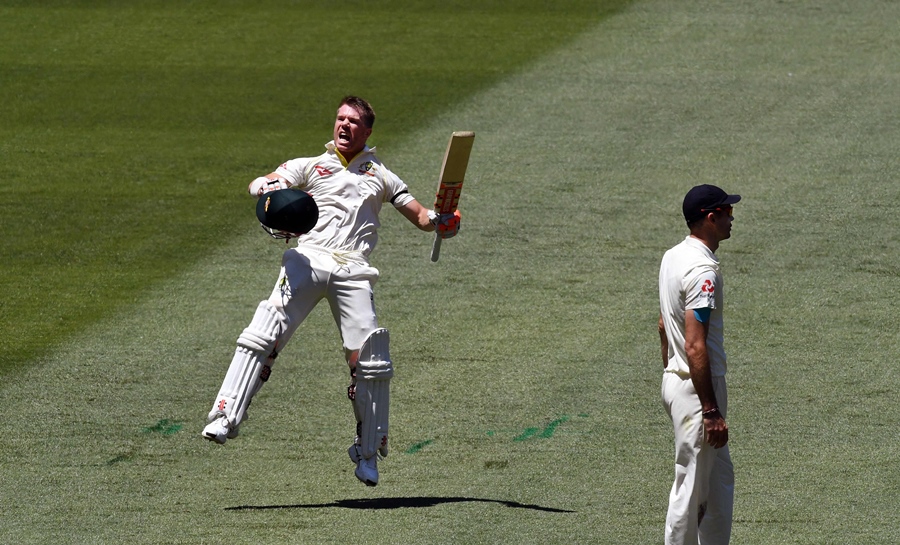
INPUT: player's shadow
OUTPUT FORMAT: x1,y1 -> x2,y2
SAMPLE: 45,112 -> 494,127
226,496 -> 574,513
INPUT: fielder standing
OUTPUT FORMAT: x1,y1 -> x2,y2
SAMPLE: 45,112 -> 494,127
202,96 -> 461,487
658,184 -> 740,544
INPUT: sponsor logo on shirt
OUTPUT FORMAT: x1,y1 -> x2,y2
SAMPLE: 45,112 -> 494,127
314,165 -> 333,177
358,161 -> 375,176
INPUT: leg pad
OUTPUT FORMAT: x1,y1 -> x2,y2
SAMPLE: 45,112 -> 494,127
353,329 -> 392,459
209,301 -> 286,428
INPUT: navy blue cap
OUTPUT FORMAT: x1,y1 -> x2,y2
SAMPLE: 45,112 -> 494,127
682,184 -> 741,222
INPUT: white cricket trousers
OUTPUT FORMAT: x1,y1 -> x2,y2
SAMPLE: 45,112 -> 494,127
208,245 -> 379,428
661,372 -> 734,545
271,244 -> 380,357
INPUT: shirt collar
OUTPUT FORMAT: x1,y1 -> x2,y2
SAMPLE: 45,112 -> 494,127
325,141 -> 375,166
684,235 -> 719,263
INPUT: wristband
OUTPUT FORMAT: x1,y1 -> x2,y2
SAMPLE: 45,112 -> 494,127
702,408 -> 721,418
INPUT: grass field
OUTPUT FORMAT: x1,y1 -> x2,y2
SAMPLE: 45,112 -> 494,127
1,1 -> 898,544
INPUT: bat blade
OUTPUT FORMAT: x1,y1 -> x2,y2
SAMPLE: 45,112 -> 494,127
431,131 -> 475,262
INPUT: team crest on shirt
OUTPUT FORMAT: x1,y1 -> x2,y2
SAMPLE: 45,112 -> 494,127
358,161 -> 375,176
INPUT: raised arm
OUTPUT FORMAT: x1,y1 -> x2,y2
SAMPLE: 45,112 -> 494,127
397,198 -> 436,232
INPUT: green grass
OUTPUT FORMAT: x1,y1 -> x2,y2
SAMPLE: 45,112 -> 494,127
0,0 -> 630,375
1,0 -> 899,543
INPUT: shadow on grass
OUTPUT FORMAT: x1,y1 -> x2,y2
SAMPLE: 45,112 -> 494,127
226,496 -> 574,513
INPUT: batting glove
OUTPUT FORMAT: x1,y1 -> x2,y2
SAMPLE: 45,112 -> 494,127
429,209 -> 461,239
249,176 -> 292,197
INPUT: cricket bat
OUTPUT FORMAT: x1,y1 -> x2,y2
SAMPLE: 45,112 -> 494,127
431,131 -> 475,262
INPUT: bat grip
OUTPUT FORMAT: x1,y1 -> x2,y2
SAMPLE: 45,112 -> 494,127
430,233 -> 442,262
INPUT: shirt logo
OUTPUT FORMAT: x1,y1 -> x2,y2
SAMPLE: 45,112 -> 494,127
358,161 -> 375,176
701,279 -> 715,294
314,165 -> 333,177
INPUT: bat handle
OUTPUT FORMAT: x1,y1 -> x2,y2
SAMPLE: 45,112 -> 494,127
430,233 -> 442,262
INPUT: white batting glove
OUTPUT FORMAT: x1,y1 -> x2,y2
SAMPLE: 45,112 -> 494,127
249,176 -> 291,197
428,209 -> 461,239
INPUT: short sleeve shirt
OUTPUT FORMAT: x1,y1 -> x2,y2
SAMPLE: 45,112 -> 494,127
658,236 -> 727,377
274,141 -> 415,256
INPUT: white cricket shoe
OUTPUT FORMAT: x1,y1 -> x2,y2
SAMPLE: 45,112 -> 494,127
355,455 -> 379,487
202,415 -> 239,444
348,444 -> 378,486
348,443 -> 361,463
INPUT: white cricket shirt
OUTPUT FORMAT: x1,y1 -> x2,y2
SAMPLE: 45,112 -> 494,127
274,141 -> 415,256
658,236 -> 727,378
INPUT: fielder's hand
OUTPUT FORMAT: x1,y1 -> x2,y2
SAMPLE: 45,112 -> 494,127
430,210 -> 461,239
249,176 -> 292,197
702,408 -> 729,449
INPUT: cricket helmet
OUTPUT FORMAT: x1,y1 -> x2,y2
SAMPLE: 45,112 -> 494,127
256,189 -> 319,239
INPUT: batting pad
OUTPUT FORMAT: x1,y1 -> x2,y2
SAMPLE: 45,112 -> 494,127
354,328 -> 393,459
210,348 -> 262,428
236,301 -> 285,354
210,301 -> 286,427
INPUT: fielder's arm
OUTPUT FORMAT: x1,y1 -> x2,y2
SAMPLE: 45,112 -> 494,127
658,314 -> 668,370
684,310 -> 729,449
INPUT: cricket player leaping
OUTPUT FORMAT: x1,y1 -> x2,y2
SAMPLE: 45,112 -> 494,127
202,96 -> 462,487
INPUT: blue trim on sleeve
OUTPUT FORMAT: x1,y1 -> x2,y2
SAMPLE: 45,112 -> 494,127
693,308 -> 712,323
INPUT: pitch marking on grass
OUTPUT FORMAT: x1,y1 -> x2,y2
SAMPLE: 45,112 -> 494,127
106,453 -> 134,466
484,414 -> 589,441
142,419 -> 183,435
404,439 -> 434,454
512,415 -> 573,441
407,414 -> 586,451
105,420 -> 182,465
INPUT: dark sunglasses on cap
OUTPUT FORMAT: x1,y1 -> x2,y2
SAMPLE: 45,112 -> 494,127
701,205 -> 733,215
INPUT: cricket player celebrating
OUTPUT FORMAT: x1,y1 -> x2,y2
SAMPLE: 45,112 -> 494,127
202,96 -> 461,487
657,184 -> 741,544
